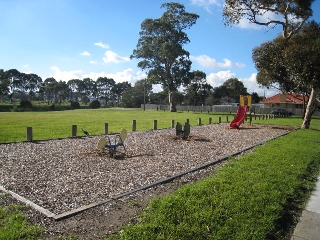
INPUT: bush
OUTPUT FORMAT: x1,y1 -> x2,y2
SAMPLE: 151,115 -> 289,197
89,100 -> 101,109
19,100 -> 32,109
49,104 -> 55,110
71,101 -> 80,109
0,104 -> 13,112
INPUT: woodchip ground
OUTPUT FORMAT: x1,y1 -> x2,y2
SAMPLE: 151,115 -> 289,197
0,123 -> 294,239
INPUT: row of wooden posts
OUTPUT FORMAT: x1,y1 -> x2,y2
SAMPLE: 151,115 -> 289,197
25,114 -> 276,142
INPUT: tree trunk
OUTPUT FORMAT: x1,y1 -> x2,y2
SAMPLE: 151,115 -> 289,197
301,87 -> 317,129
169,91 -> 177,112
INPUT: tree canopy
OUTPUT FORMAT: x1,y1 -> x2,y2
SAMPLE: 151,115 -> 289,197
131,2 -> 199,112
223,0 -> 314,38
0,68 -> 132,106
212,78 -> 249,104
252,21 -> 320,128
120,79 -> 152,108
184,70 -> 213,106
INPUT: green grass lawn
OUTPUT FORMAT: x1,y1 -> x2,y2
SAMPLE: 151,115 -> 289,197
108,119 -> 320,240
0,108 -> 310,143
0,109 -> 231,143
0,202 -> 42,240
1,109 -> 319,239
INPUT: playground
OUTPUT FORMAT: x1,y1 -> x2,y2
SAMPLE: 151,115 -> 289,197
0,123 -> 294,238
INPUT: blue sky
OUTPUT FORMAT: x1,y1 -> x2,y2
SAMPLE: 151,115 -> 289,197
1,0 -> 319,98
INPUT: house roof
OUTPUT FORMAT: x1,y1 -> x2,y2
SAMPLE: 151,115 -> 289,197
263,93 -> 308,104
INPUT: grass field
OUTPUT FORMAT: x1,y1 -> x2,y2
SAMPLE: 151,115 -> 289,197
107,118 -> 320,240
1,109 -> 320,239
0,108 -> 309,143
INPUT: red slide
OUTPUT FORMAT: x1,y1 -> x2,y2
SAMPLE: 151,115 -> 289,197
230,105 -> 248,129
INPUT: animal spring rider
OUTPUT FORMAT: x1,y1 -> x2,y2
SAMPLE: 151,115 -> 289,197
97,129 -> 127,156
176,122 -> 190,139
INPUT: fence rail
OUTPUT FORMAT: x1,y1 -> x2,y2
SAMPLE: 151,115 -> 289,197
141,104 -> 320,116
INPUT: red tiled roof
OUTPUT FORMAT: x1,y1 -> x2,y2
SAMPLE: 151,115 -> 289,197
263,93 -> 308,104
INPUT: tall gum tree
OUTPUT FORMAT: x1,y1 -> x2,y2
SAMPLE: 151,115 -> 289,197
131,2 -> 199,112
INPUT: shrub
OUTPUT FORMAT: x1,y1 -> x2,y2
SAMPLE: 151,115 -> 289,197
19,100 -> 32,109
71,101 -> 80,109
89,100 -> 101,109
49,104 -> 55,110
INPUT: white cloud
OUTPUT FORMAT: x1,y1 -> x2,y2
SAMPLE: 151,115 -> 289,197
103,50 -> 130,64
191,55 -> 245,69
80,51 -> 90,56
89,60 -> 97,64
239,73 -> 259,94
191,0 -> 222,12
49,66 -> 147,86
83,68 -> 147,85
207,71 -> 264,95
21,64 -> 33,74
49,66 -> 84,81
206,70 -> 236,87
206,71 -> 279,97
94,41 -> 110,49
239,73 -> 279,97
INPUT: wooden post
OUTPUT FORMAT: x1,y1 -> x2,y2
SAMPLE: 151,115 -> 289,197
132,120 -> 136,132
219,117 -> 221,123
153,120 -> 157,130
105,123 -> 108,135
171,119 -> 175,128
26,127 -> 33,142
186,119 -> 189,124
72,125 -> 77,137
198,118 -> 201,126
209,117 -> 212,124
226,116 -> 229,123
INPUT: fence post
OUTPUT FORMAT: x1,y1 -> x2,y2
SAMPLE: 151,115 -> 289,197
209,117 -> 212,124
26,127 -> 33,142
198,118 -> 201,126
132,120 -> 136,132
226,116 -> 229,123
219,117 -> 221,123
186,119 -> 189,124
72,125 -> 77,137
171,119 -> 175,128
105,123 -> 108,135
153,120 -> 157,130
